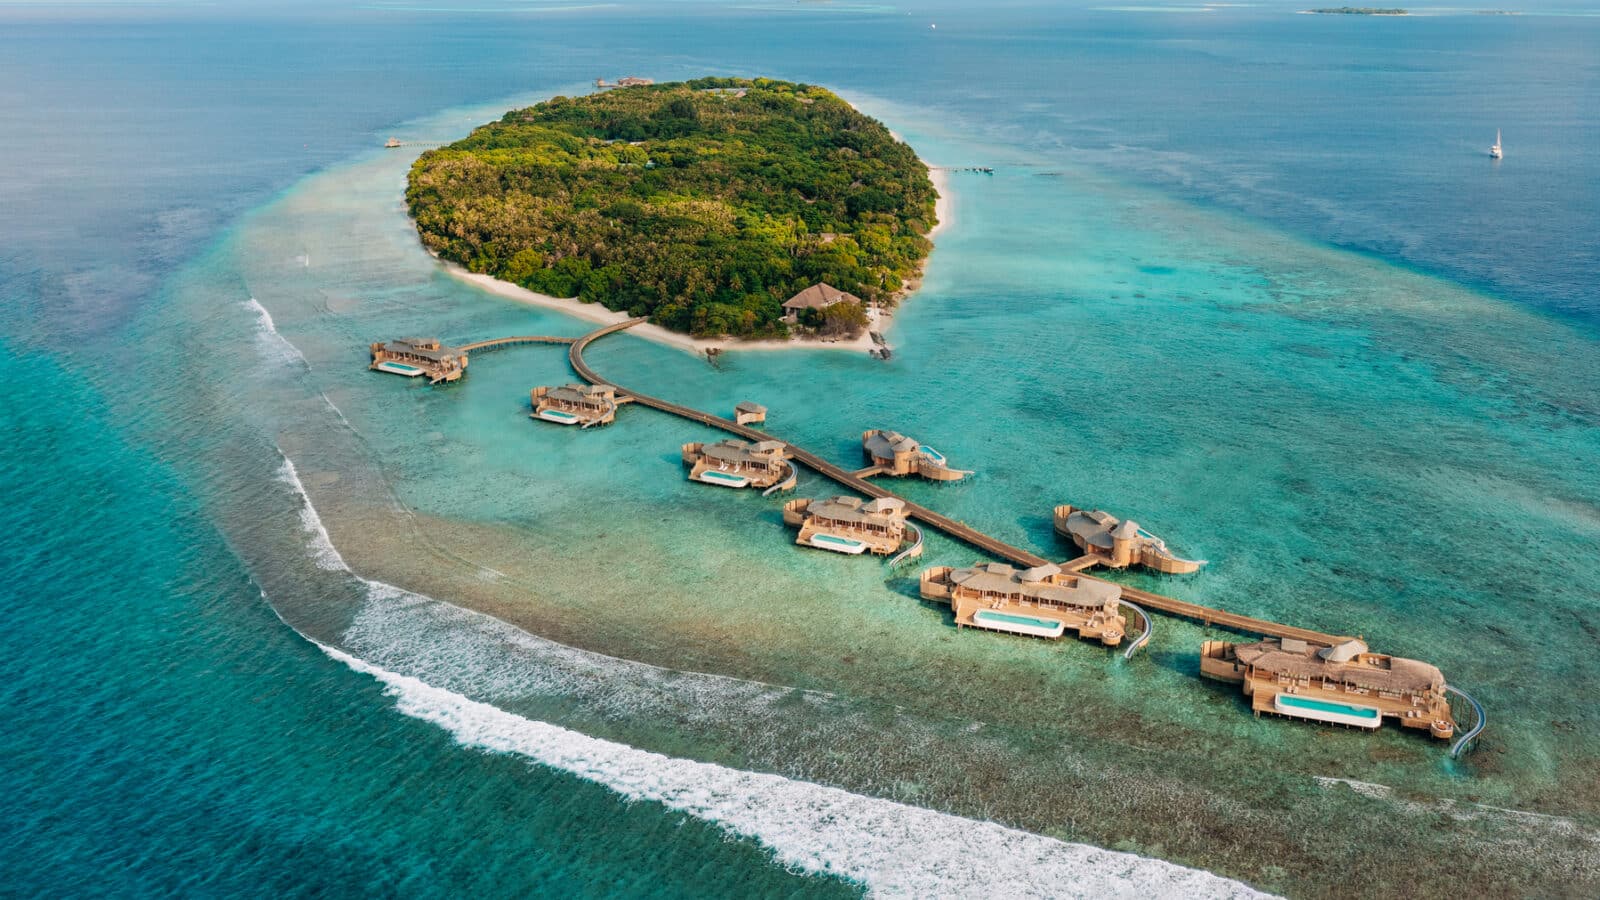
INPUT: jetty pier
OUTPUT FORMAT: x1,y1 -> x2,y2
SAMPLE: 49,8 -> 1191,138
366,318 -> 1484,752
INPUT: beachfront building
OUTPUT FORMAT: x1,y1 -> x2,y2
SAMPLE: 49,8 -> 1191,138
681,438 -> 795,491
782,495 -> 919,557
920,562 -> 1126,646
1200,638 -> 1456,739
734,401 -> 767,426
781,282 -> 862,324
369,337 -> 469,383
530,383 -> 622,427
860,429 -> 971,481
1054,505 -> 1205,574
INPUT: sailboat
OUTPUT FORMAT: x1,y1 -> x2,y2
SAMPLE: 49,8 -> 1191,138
1489,129 -> 1503,159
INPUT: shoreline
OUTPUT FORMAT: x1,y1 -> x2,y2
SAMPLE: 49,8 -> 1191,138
443,161 -> 952,358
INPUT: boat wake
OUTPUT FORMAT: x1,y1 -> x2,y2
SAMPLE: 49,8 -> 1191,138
273,449 -> 1268,898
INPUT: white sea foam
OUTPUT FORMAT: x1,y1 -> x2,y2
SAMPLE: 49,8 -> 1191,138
276,455 -> 348,571
317,390 -> 357,433
244,297 -> 309,368
317,639 -> 1268,899
270,450 -> 1266,896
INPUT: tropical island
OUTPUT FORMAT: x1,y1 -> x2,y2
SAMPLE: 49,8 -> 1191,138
1304,7 -> 1409,14
406,77 -> 938,341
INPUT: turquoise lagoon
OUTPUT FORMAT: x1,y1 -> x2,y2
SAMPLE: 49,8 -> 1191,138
7,6 -> 1600,896
183,88 -> 1600,894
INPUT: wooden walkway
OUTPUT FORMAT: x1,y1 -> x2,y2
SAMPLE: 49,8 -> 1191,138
460,335 -> 578,353
569,320 -> 1347,645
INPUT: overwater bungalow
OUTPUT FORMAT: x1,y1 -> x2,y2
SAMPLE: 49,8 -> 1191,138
370,337 -> 468,383
860,429 -> 971,482
920,562 -> 1126,646
681,438 -> 795,490
1200,638 -> 1455,739
734,401 -> 767,426
1054,505 -> 1205,574
782,495 -> 919,557
530,383 -> 621,427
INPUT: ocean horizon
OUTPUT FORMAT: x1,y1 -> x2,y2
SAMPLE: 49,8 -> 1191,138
4,2 -> 1598,896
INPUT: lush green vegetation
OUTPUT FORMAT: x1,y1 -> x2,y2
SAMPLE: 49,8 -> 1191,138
407,77 -> 937,338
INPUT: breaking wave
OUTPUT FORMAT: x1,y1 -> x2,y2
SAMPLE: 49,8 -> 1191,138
274,449 -> 1269,898
316,640 -> 1266,898
244,297 -> 308,368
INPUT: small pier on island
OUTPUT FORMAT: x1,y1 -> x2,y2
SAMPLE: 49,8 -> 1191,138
682,438 -> 796,491
921,562 -> 1127,647
784,495 -> 921,558
859,429 -> 972,481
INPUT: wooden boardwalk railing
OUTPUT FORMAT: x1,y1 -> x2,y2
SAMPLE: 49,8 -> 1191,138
460,335 -> 578,353
569,319 -> 1348,645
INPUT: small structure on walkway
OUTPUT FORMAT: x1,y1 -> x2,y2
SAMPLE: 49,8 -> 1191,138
920,562 -> 1125,646
781,282 -> 862,324
783,495 -> 918,557
861,429 -> 971,481
681,438 -> 795,490
370,337 -> 468,383
530,383 -> 623,427
1200,638 -> 1456,740
1055,505 -> 1204,574
734,401 -> 767,426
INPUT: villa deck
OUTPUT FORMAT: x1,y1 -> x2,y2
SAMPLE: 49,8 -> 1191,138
860,429 -> 971,482
531,383 -> 627,427
923,562 -> 1127,647
682,438 -> 795,490
1202,638 -> 1456,740
785,496 -> 917,557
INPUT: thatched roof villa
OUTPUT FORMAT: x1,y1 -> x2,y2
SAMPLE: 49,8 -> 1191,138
530,383 -> 621,427
782,495 -> 918,557
681,438 -> 795,490
1201,637 -> 1455,738
1054,505 -> 1205,574
861,429 -> 971,481
921,561 -> 1126,646
370,337 -> 469,383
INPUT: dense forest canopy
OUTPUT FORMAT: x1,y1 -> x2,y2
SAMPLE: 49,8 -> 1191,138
406,77 -> 937,338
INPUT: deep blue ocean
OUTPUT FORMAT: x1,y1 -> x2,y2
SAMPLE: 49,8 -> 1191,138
3,2 -> 1597,896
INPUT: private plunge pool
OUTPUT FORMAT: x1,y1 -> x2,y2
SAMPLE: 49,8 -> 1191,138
696,470 -> 751,488
537,409 -> 581,425
808,533 -> 869,555
1273,693 -> 1383,729
972,610 -> 1066,639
